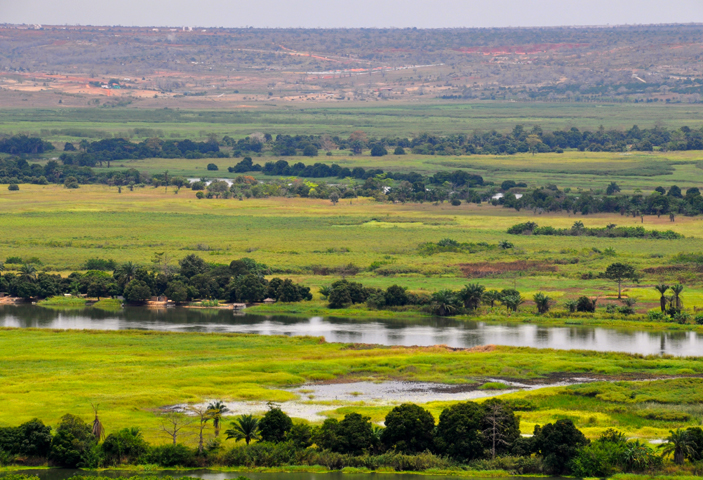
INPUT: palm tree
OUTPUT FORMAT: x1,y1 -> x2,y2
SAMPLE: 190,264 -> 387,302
370,424 -> 384,454
670,284 -> 684,312
660,428 -> 696,465
225,414 -> 260,445
503,294 -> 524,313
459,283 -> 485,310
483,290 -> 501,308
432,290 -> 459,316
19,263 -> 37,281
654,284 -> 670,313
207,401 -> 230,437
116,262 -> 137,283
563,299 -> 578,313
533,292 -> 551,314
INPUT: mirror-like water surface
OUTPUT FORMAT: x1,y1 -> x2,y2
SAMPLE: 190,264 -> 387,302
1,304 -> 701,356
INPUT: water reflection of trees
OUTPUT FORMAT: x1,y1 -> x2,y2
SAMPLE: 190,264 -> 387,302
1,305 -> 702,356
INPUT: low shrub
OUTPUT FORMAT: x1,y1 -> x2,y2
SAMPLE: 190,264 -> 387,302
145,444 -> 197,467
469,455 -> 543,475
635,410 -> 690,421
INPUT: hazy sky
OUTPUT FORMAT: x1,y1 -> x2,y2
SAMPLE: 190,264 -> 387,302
2,0 -> 703,28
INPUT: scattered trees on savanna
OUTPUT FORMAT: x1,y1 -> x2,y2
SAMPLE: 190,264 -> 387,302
4,251 -> 699,324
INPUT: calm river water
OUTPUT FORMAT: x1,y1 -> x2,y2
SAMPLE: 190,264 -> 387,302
1,304 -> 701,356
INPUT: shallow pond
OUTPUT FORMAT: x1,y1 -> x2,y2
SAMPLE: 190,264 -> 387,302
1,304 -> 702,356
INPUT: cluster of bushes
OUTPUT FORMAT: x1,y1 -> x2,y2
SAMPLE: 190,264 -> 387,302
320,261 -> 655,318
499,184 -> 703,217
0,157 -> 162,188
0,135 -> 54,155
58,138 -> 224,166
229,156 -> 483,186
1,402 -> 676,476
0,254 -> 310,304
418,238 -> 502,255
320,280 -> 531,317
508,221 -> 683,239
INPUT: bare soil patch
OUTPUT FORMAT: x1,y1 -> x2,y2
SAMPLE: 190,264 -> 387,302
457,261 -> 557,278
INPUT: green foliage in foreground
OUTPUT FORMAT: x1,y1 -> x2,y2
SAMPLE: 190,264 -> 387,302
1,477 -> 222,480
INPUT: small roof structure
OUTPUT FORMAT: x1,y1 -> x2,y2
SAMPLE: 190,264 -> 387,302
263,298 -> 276,304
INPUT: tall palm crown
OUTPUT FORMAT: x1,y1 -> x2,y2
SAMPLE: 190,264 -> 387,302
207,401 -> 230,437
659,428 -> 696,465
670,284 -> 684,311
459,283 -> 485,310
225,414 -> 260,445
654,284 -> 670,312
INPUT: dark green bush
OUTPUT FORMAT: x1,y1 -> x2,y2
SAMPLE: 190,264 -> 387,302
145,444 -> 196,467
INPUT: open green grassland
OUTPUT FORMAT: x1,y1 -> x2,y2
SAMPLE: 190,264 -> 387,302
2,185 -> 703,313
2,103 -> 703,139
1,329 -> 703,444
86,150 -> 703,193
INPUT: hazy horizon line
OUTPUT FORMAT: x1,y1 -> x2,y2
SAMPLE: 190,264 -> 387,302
4,22 -> 703,30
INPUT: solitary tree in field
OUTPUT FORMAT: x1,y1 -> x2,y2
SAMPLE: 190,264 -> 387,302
604,263 -> 638,299
329,192 -> 339,205
226,415 -> 260,445
159,413 -> 194,445
188,406 -> 212,454
654,284 -> 670,313
207,401 -> 229,437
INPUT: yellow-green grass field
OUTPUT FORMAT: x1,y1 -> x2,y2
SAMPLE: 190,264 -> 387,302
84,150 -> 703,194
5,103 -> 703,140
2,184 -> 703,305
2,329 -> 703,444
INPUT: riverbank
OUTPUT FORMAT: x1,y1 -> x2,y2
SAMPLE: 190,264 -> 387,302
23,294 -> 703,335
0,466 -> 522,478
5,465 -> 703,480
246,301 -> 703,333
2,328 -> 703,443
